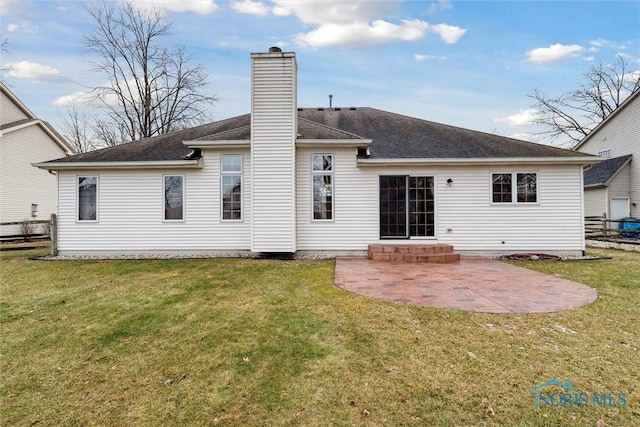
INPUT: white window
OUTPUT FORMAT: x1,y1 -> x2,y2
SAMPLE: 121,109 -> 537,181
492,172 -> 537,204
221,155 -> 242,221
78,176 -> 98,221
164,175 -> 184,220
597,149 -> 611,158
312,154 -> 333,220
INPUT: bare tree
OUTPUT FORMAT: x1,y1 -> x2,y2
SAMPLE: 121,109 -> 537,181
60,103 -> 96,153
529,55 -> 640,147
83,1 -> 216,145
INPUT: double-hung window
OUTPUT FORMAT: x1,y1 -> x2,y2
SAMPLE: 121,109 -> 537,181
164,175 -> 185,220
78,176 -> 98,221
492,172 -> 537,204
221,155 -> 242,220
312,154 -> 333,220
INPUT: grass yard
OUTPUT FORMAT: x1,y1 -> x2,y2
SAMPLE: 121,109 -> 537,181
1,248 -> 638,426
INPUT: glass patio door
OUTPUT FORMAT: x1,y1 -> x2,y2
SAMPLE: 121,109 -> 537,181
380,176 -> 434,239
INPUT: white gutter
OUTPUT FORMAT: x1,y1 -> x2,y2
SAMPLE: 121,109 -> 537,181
357,156 -> 601,166
184,140 -> 249,148
33,159 -> 202,171
296,138 -> 372,147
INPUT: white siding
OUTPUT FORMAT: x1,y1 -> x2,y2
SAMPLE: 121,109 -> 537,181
55,149 -> 252,254
0,89 -> 30,124
584,188 -> 607,218
250,52 -> 297,252
579,94 -> 639,216
0,125 -> 67,236
297,147 -> 586,254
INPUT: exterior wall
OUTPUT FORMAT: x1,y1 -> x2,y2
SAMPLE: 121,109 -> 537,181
578,93 -> 639,216
584,188 -> 607,218
250,52 -> 297,252
0,125 -> 67,237
0,89 -> 29,123
296,147 -> 586,255
55,149 -> 252,254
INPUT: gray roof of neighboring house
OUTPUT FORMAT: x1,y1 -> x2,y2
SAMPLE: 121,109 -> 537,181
40,107 -> 589,164
583,154 -> 632,186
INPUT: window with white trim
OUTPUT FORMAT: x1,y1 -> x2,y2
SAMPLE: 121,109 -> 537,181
78,176 -> 98,221
221,155 -> 242,220
492,172 -> 537,203
312,154 -> 333,220
164,175 -> 184,220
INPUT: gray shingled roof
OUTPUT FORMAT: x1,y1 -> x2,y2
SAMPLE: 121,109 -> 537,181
298,107 -> 586,159
584,155 -> 632,186
41,107 -> 588,164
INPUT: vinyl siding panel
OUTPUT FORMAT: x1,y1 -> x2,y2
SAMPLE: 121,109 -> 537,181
579,94 -> 639,216
296,150 -> 585,254
0,90 -> 30,123
584,188 -> 607,218
250,54 -> 297,252
0,125 -> 68,236
55,149 -> 251,253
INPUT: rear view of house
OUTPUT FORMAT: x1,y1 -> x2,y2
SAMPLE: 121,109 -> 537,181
36,49 -> 598,257
1,83 -> 73,239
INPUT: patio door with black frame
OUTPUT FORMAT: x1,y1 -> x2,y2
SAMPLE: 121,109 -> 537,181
379,175 -> 435,239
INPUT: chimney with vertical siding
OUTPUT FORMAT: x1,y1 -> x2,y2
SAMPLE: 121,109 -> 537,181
250,48 -> 298,253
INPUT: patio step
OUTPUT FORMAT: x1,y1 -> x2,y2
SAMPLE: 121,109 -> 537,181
368,243 -> 460,264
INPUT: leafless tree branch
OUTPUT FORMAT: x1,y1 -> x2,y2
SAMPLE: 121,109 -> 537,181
528,55 -> 640,147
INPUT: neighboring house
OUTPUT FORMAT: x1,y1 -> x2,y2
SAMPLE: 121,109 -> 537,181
1,82 -> 73,239
36,49 -> 598,257
574,89 -> 639,220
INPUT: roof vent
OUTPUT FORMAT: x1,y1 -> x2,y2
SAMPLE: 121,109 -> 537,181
269,46 -> 282,53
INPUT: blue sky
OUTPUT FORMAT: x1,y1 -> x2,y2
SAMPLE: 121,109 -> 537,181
1,0 -> 639,146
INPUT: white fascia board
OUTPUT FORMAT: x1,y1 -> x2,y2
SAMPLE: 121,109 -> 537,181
1,119 -> 74,155
296,138 -> 372,147
33,159 -> 202,171
184,140 -> 250,149
357,156 -> 601,167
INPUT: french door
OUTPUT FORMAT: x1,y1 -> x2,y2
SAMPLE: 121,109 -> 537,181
379,176 -> 435,239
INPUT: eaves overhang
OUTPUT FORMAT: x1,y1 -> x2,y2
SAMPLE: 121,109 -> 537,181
185,140 -> 250,149
296,138 -> 372,148
33,159 -> 203,171
357,156 -> 601,167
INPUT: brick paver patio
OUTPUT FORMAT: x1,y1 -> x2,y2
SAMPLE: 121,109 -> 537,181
334,256 -> 598,313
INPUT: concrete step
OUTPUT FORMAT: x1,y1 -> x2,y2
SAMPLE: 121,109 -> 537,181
368,244 -> 460,263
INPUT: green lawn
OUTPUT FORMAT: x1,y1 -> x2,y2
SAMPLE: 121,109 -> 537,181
1,248 -> 638,426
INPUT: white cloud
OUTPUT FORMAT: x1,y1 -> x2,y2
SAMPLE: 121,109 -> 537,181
5,60 -> 69,82
589,38 -> 628,51
273,0 -> 399,25
415,53 -> 446,61
584,56 -> 595,62
52,91 -> 93,106
527,43 -> 584,63
0,0 -> 21,15
271,0 -> 465,48
425,0 -> 453,16
508,132 -> 537,142
6,20 -> 37,33
232,0 -> 269,15
429,23 -> 466,44
296,19 -> 429,48
126,0 -> 219,15
494,109 -> 541,127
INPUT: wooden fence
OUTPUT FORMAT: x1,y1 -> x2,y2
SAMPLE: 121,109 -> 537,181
585,216 -> 640,237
